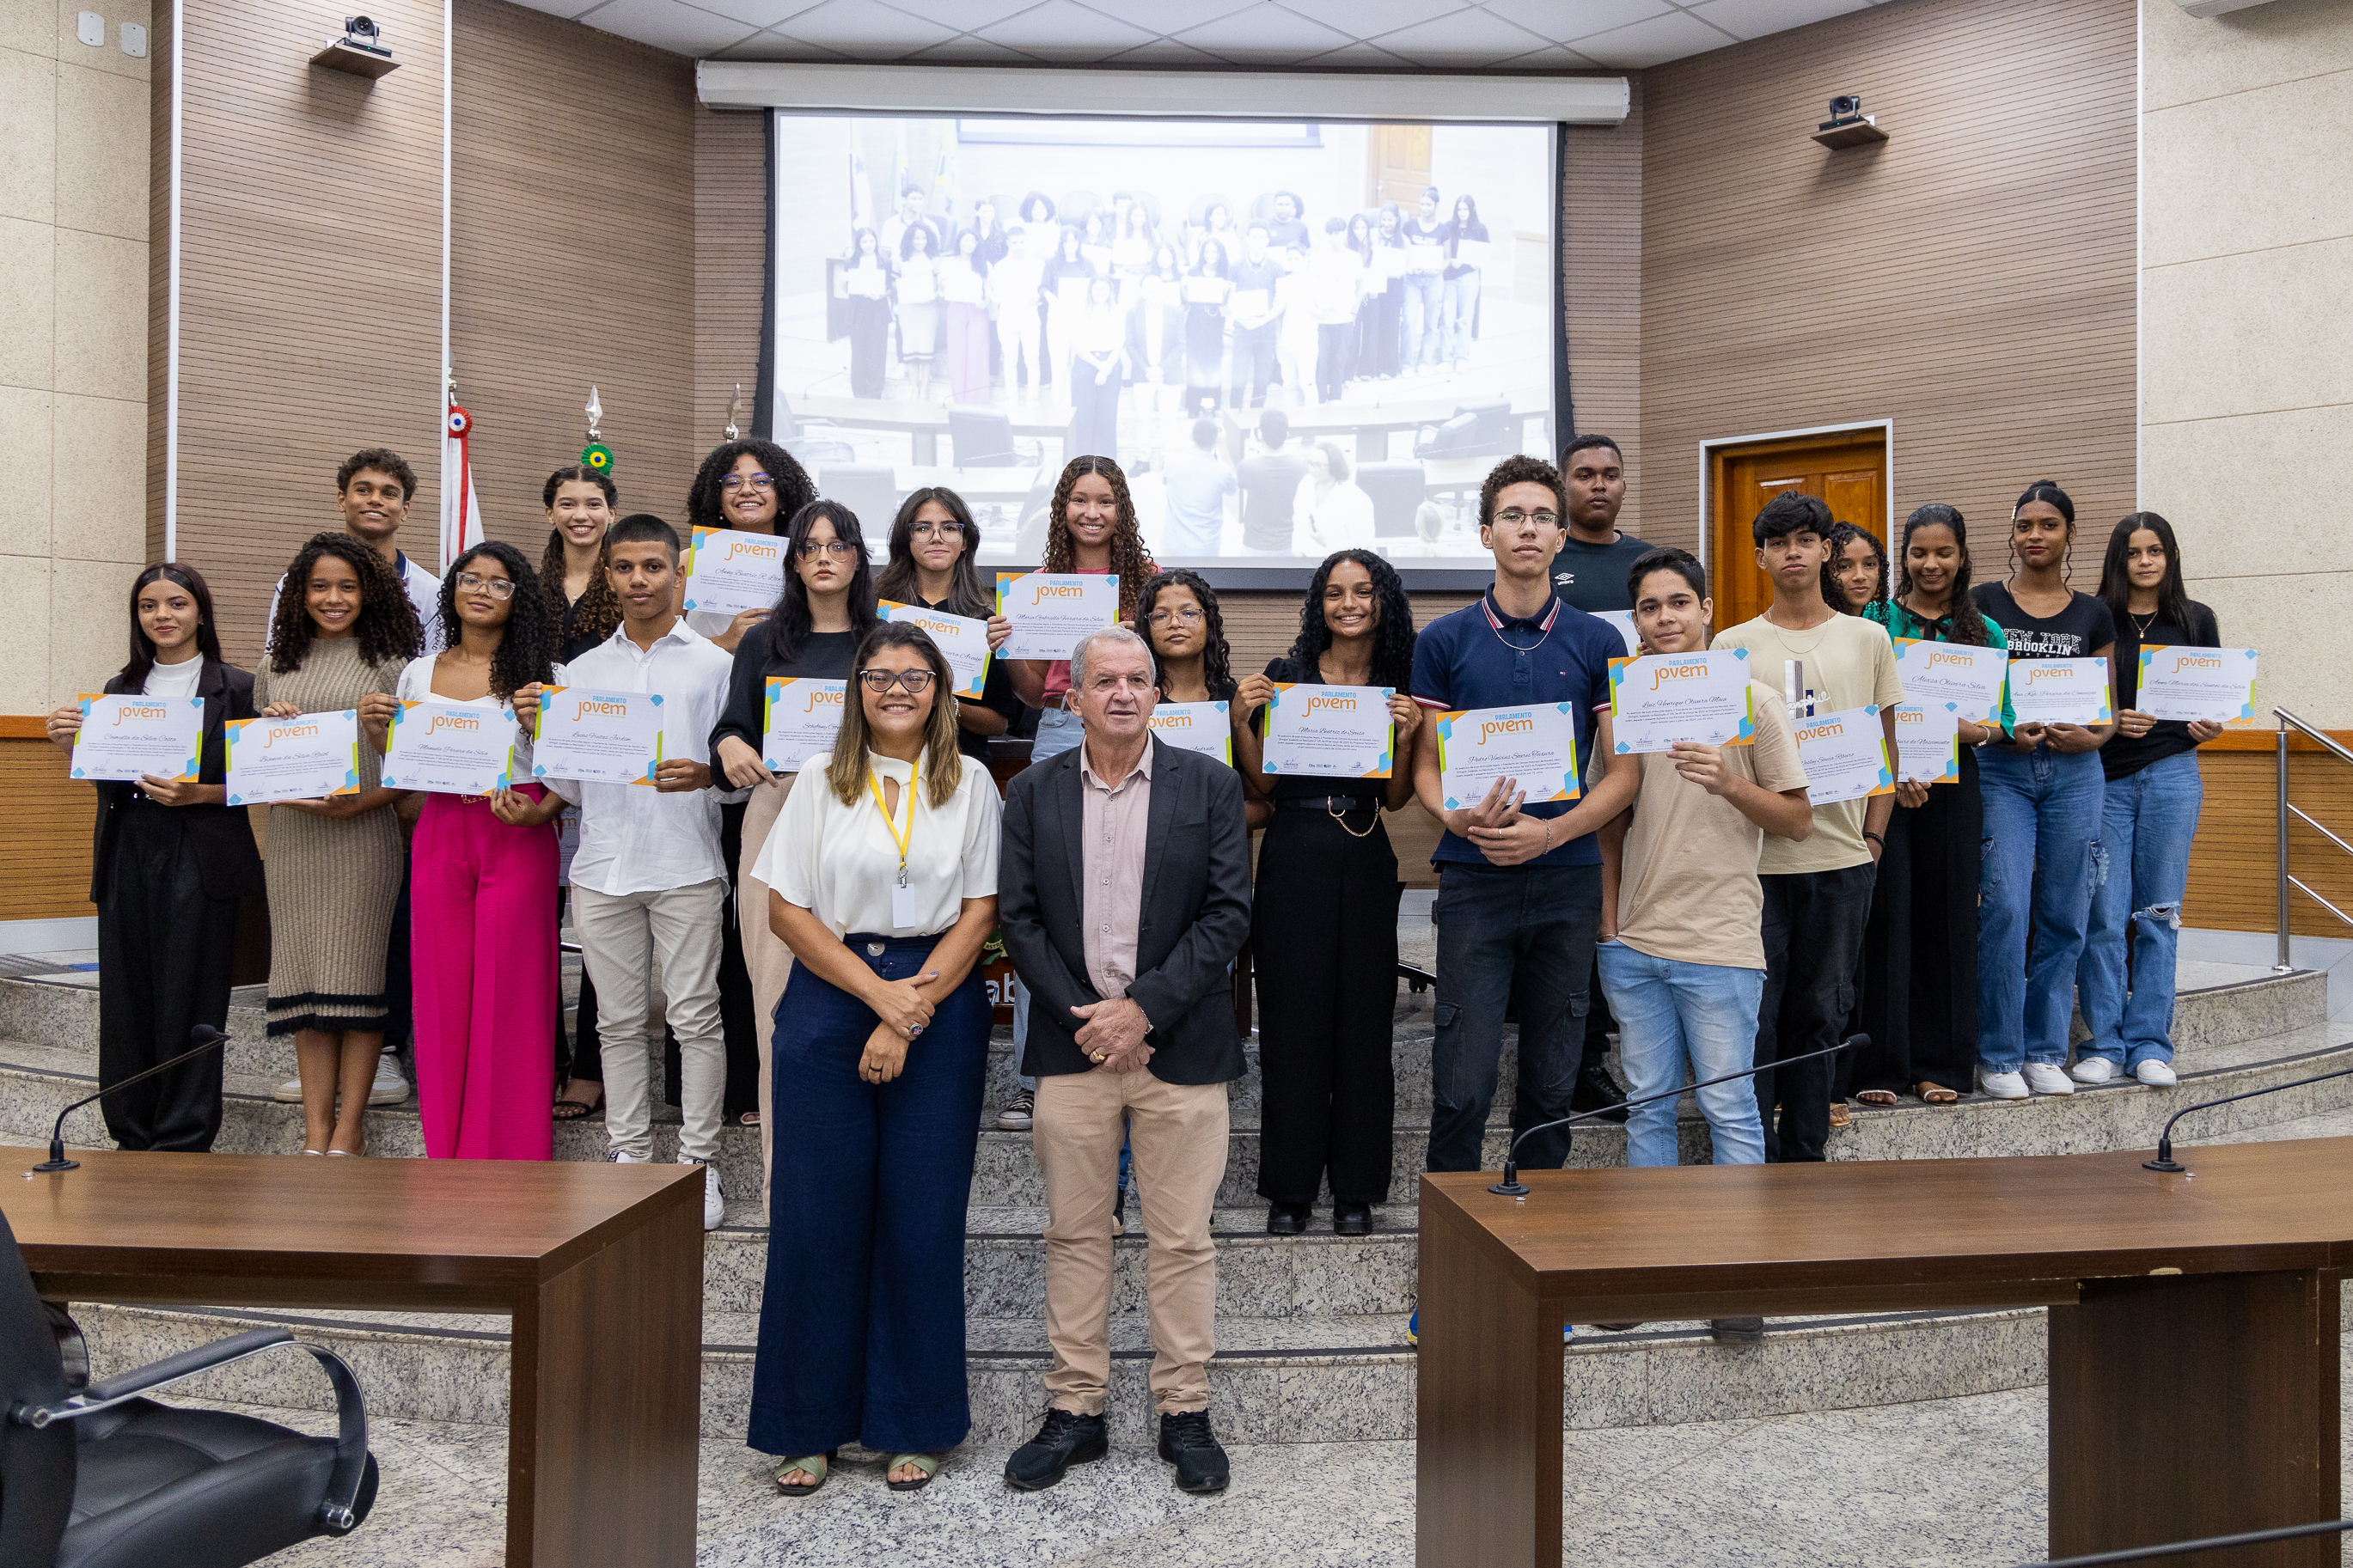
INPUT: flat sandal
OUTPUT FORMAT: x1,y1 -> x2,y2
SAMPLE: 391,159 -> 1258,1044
773,1449 -> 834,1496
886,1453 -> 940,1492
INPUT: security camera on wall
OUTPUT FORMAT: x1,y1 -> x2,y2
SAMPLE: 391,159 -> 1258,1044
1820,95 -> 1867,130
311,11 -> 398,76
1813,93 -> 1886,149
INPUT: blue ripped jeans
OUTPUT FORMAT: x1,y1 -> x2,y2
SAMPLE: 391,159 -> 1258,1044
1977,745 -> 2105,1073
2077,750 -> 2203,1069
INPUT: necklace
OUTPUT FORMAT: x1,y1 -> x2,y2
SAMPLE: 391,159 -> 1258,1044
1484,595 -> 1554,653
2130,609 -> 2159,638
1763,606 -> 1836,656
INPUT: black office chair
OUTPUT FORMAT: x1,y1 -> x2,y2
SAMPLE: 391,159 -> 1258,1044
1413,399 -> 1514,461
1357,461 -> 1427,538
947,407 -> 1039,468
0,1208 -> 377,1568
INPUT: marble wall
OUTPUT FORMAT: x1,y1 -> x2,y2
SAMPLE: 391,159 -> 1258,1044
0,0 -> 152,714
2142,0 -> 2353,729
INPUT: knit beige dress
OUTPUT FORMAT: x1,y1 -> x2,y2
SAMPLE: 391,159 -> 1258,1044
254,638 -> 405,1038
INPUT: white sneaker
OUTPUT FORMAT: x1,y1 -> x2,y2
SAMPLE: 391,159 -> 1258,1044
2069,1057 -> 2117,1084
369,1058 -> 409,1106
2021,1063 -> 2076,1096
272,1076 -> 303,1103
1978,1069 -> 2029,1100
607,1148 -> 649,1164
690,1161 -> 723,1230
2134,1059 -> 2179,1087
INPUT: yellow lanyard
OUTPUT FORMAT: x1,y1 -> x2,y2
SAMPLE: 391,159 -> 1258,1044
866,761 -> 919,885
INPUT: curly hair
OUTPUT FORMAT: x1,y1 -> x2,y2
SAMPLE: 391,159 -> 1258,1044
683,438 -> 817,537
540,465 -> 620,654
336,447 -> 417,501
441,541 -> 555,699
1288,549 -> 1418,691
268,533 -> 423,674
1821,522 -> 1885,615
1477,455 -> 1566,533
1131,569 -> 1234,701
1042,455 -> 1154,618
1895,503 -> 1989,648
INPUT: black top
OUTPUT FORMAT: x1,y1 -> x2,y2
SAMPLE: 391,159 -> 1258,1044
1971,581 -> 2117,661
1238,450 -> 1308,552
1550,532 -> 1655,613
908,594 -> 1023,764
1254,656 -> 1387,804
2104,599 -> 2222,782
557,592 -> 609,665
709,622 -> 861,760
89,658 -> 265,905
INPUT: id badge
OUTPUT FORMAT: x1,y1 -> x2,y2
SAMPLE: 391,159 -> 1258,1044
890,876 -> 920,931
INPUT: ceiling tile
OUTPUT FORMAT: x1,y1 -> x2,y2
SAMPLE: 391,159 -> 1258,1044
1102,36 -> 1238,64
975,0 -> 1156,59
575,0 -> 764,52
902,34 -> 1047,61
1367,6 -> 1549,65
1564,7 -> 1731,66
1275,0 -> 1465,33
708,27 -> 853,57
881,0 -> 1036,25
1301,38 -> 1417,67
1110,0 -> 1260,29
1477,0 -> 1667,44
688,0 -> 828,25
1496,40 -> 1604,68
1170,3 -> 1350,62
755,0 -> 957,54
1683,0 -> 1875,40
504,0 -> 606,20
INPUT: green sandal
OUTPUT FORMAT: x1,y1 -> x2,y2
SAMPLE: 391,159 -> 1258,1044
773,1449 -> 834,1496
886,1453 -> 940,1492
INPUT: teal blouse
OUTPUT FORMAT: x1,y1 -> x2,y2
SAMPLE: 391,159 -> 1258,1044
1864,597 -> 2017,736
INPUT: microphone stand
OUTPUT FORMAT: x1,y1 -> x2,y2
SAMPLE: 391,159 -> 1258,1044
2141,1061 -> 2353,1173
1488,1034 -> 1867,1197
31,1025 -> 231,1173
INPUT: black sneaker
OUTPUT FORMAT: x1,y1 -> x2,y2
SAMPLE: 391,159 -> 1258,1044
1572,1057 -> 1631,1122
1004,1407 -> 1108,1491
1157,1409 -> 1230,1493
1710,1316 -> 1764,1344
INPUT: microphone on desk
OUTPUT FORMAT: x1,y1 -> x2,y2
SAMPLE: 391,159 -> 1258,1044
2141,1060 -> 2353,1174
1488,1034 -> 1868,1197
31,1025 -> 232,1174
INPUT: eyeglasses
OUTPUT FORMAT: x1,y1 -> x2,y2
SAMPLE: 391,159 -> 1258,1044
454,571 -> 516,600
858,668 -> 936,693
1147,607 -> 1203,626
719,473 -> 775,491
908,522 -> 964,541
1492,509 -> 1561,529
799,539 -> 859,559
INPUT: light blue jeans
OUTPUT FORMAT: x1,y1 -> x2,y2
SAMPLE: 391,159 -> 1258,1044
1977,745 -> 2105,1073
1402,273 -> 1445,370
1441,271 -> 1479,365
1596,941 -> 1766,1168
1010,704 -> 1089,1093
2077,750 -> 2202,1069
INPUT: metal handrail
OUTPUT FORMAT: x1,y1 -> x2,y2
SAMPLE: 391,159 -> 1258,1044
2273,707 -> 2353,972
2014,1514 -> 2353,1566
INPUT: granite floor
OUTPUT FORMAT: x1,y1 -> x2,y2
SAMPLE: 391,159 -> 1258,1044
183,1358 -> 2353,1567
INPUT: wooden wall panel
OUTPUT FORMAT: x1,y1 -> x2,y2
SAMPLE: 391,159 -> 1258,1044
450,0 -> 697,547
1,741 -> 98,920
1639,0 -> 2136,569
2186,750 -> 2353,940
694,107 -> 767,454
1562,77 -> 1643,534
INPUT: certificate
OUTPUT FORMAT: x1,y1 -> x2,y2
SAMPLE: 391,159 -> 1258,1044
69,693 -> 203,784
1452,238 -> 1493,271
844,267 -> 886,299
1261,683 -> 1395,778
223,710 -> 362,806
1893,638 -> 2008,724
880,600 -> 991,700
1230,289 -> 1271,322
1433,703 -> 1582,811
764,677 -> 846,773
531,687 -> 663,785
995,572 -> 1120,662
682,527 -> 788,619
1892,702 -> 1961,784
2008,657 -> 2112,727
381,699 -> 516,796
938,266 -> 983,305
1607,650 -> 1755,754
1148,701 -> 1232,764
1182,278 -> 1226,305
1792,705 -> 1894,807
1593,610 -> 1641,657
1374,246 -> 1411,280
2136,646 -> 2258,723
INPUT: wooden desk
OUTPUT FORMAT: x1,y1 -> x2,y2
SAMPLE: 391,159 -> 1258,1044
1419,1141 -> 2353,1568
7,1149 -> 704,1568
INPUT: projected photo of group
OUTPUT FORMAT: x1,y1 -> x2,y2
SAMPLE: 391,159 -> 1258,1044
767,113 -> 1559,571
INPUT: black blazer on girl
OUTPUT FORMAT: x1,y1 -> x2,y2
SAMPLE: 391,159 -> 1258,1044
88,657 -> 266,904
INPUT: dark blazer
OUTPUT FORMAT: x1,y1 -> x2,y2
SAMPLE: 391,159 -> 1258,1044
1000,735 -> 1251,1085
88,658 -> 266,905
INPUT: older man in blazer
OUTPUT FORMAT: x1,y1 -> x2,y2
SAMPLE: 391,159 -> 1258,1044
999,624 -> 1251,1498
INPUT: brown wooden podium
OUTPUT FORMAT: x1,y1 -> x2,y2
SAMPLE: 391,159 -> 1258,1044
1419,1140 -> 2353,1568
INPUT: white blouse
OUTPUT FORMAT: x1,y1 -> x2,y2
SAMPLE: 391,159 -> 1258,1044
141,656 -> 205,699
752,748 -> 1000,938
394,653 -> 535,778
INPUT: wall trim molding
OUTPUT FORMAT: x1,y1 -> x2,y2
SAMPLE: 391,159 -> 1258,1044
1693,418 -> 1895,570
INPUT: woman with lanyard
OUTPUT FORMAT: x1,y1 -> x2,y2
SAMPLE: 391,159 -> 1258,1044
711,499 -> 880,1196
871,486 -> 1019,766
362,541 -> 565,1159
748,622 -> 1000,1498
1854,504 -> 2011,1107
1971,480 -> 2116,1100
1232,550 -> 1421,1236
2075,511 -> 2222,1088
46,564 -> 262,1152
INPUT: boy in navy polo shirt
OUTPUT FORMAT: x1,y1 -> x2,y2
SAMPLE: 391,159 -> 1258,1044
1409,455 -> 1640,1176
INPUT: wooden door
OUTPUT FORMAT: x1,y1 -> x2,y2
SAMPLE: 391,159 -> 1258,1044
1368,125 -> 1432,208
1709,430 -> 1887,631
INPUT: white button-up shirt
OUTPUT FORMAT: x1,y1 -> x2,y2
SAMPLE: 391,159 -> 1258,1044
546,619 -> 745,897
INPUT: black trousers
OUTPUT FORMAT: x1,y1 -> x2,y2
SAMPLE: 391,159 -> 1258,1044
1851,750 -> 1983,1099
1752,863 -> 1875,1162
1253,811 -> 1402,1205
96,803 -> 235,1151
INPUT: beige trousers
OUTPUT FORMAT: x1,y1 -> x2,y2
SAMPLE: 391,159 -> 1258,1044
737,774 -> 798,1207
1032,1067 -> 1231,1416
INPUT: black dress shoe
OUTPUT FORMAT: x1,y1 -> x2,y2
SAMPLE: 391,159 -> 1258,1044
1004,1407 -> 1109,1491
1265,1202 -> 1310,1235
1158,1409 -> 1230,1493
1571,1057 -> 1631,1122
1332,1201 -> 1372,1235
1709,1316 -> 1765,1344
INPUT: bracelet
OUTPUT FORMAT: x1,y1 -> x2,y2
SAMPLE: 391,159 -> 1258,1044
1864,831 -> 1885,846
1542,821 -> 1554,852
